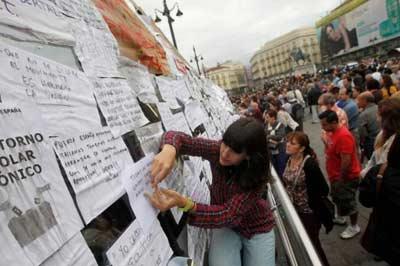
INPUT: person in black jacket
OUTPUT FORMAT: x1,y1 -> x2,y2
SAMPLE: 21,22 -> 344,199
283,131 -> 332,266
308,79 -> 323,123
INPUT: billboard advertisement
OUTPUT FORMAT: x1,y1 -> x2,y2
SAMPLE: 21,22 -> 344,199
317,0 -> 400,58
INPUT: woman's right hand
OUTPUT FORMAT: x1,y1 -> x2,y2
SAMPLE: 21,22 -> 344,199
151,144 -> 177,187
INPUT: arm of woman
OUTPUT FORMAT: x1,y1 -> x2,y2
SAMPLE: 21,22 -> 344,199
151,131 -> 220,186
161,131 -> 220,162
188,193 -> 255,229
147,188 -> 255,228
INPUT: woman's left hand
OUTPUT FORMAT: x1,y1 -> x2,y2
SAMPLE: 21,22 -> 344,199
145,187 -> 186,212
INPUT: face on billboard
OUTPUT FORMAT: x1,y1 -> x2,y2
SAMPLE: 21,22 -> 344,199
317,0 -> 400,58
326,25 -> 341,42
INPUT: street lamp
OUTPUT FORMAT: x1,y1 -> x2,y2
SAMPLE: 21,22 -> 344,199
190,46 -> 204,76
154,0 -> 183,49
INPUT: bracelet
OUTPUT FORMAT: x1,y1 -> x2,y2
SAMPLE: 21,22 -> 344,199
178,197 -> 195,212
377,174 -> 383,179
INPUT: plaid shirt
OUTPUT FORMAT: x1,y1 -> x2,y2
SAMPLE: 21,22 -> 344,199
162,131 -> 275,239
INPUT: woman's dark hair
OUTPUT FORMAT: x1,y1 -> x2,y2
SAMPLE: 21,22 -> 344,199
266,109 -> 277,119
381,74 -> 393,89
326,23 -> 335,32
270,99 -> 283,111
378,98 -> 400,140
366,79 -> 380,91
250,95 -> 258,102
330,86 -> 340,95
286,132 -> 317,160
222,118 -> 270,191
239,102 -> 248,109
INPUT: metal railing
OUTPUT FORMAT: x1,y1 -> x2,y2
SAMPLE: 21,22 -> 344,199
268,166 -> 323,266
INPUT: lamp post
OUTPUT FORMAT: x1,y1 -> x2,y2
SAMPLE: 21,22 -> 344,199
190,46 -> 203,76
154,0 -> 183,49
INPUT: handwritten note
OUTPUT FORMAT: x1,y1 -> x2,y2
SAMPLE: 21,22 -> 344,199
155,76 -> 181,109
0,41 -> 100,137
187,226 -> 209,266
53,129 -> 133,223
93,78 -> 149,137
119,57 -> 159,104
134,122 -> 164,155
174,79 -> 192,104
184,100 -> 208,131
0,0 -> 74,44
41,233 -> 97,266
106,219 -> 173,266
58,0 -> 108,30
156,102 -> 174,122
162,112 -> 192,136
73,23 -> 121,77
122,154 -> 162,233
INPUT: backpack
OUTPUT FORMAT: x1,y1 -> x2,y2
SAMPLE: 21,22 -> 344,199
291,102 -> 304,122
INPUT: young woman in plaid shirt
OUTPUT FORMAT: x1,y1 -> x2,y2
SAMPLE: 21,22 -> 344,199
146,118 -> 275,266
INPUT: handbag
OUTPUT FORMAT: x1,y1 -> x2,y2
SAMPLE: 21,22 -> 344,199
359,164 -> 382,208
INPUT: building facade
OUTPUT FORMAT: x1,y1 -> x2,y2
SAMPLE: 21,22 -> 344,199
206,61 -> 248,94
250,27 -> 321,88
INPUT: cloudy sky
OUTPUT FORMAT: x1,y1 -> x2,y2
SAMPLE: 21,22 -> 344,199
135,0 -> 343,68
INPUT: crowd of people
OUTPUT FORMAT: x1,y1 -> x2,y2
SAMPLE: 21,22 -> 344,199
230,58 -> 400,265
143,58 -> 400,266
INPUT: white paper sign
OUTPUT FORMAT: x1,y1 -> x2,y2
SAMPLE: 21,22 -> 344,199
155,76 -> 181,109
0,41 -> 100,137
162,112 -> 192,136
119,58 -> 159,104
58,0 -> 108,30
203,161 -> 214,185
134,122 -> 164,155
93,78 -> 149,137
187,226 -> 209,266
106,219 -> 173,266
156,102 -> 174,122
0,103 -> 83,266
164,162 -> 187,223
73,23 -> 121,78
0,0 -> 74,44
41,233 -> 97,266
186,156 -> 204,181
191,178 -> 211,205
184,100 -> 208,131
122,154 -> 161,233
174,79 -> 191,104
53,129 -> 133,223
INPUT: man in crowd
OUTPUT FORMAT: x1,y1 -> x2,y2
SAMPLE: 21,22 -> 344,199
366,78 -> 383,104
308,78 -> 322,123
319,110 -> 361,239
338,87 -> 360,148
318,93 -> 349,146
357,92 -> 380,160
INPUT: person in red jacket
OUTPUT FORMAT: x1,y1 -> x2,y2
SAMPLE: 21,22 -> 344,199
146,118 -> 275,266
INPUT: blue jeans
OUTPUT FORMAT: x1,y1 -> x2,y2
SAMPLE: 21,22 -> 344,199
208,228 -> 275,266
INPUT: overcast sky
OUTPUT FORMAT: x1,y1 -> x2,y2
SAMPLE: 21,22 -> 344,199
135,0 -> 342,68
